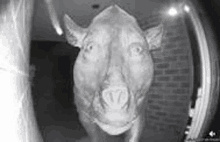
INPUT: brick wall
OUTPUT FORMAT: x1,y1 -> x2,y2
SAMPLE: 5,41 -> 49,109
139,13 -> 193,136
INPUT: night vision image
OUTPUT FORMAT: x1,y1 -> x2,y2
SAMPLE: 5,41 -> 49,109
0,0 -> 219,142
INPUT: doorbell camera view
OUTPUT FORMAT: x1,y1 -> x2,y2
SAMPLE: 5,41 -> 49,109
0,0 -> 220,142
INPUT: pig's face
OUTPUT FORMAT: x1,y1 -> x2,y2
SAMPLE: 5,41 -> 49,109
64,5 -> 163,135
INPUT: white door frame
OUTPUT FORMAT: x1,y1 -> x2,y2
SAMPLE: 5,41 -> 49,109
183,0 -> 219,141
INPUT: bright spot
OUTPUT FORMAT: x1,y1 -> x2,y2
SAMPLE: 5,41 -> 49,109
184,5 -> 190,12
168,7 -> 178,16
45,0 -> 63,36
55,25 -> 63,35
209,131 -> 216,137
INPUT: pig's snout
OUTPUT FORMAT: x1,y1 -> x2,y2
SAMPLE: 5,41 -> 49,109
102,87 -> 128,109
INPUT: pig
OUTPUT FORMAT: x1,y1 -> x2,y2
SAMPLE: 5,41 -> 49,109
64,5 -> 163,142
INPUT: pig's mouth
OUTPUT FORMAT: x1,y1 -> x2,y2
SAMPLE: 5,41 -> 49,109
93,102 -> 138,135
94,115 -> 138,135
92,86 -> 138,128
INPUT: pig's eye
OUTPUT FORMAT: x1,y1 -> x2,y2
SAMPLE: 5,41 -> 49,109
83,43 -> 99,61
130,44 -> 143,56
85,43 -> 94,52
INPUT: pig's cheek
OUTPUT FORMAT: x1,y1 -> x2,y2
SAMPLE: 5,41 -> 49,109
130,64 -> 147,87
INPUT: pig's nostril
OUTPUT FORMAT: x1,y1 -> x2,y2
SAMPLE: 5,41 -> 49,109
117,91 -> 121,103
117,90 -> 123,103
102,88 -> 128,109
110,92 -> 114,102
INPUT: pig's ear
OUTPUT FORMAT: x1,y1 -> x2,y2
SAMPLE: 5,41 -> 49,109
63,14 -> 87,48
144,24 -> 163,50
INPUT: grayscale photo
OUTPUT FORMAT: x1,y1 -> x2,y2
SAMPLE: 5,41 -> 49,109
0,0 -> 219,142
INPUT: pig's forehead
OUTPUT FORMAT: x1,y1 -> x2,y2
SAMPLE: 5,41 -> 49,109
87,23 -> 145,46
85,25 -> 112,45
85,5 -> 145,44
119,26 -> 145,46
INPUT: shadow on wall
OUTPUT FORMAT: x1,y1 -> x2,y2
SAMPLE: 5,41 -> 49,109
30,41 -> 85,141
30,40 -> 77,110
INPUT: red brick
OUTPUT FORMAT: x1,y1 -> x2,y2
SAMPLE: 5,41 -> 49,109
164,56 -> 178,62
172,48 -> 188,55
151,82 -> 163,87
166,107 -> 188,115
169,35 -> 188,43
162,106 -> 179,113
167,124 -> 180,131
147,99 -> 155,104
155,122 -> 168,130
152,50 -> 164,58
180,82 -> 190,88
146,121 -> 158,129
177,40 -> 190,47
154,70 -> 163,75
149,114 -> 160,120
165,82 -> 179,88
157,76 -> 171,81
173,88 -> 189,94
146,109 -> 154,114
180,68 -> 190,74
175,27 -> 186,35
172,75 -> 189,81
166,31 -> 186,39
155,63 -> 170,69
155,88 -> 171,94
179,55 -> 189,61
149,88 -> 157,93
164,44 -> 177,50
163,39 -> 176,46
165,31 -> 176,37
157,126 -> 166,132
163,118 -> 177,124
168,113 -> 184,119
155,111 -> 167,117
162,50 -> 173,56
158,100 -> 170,107
147,89 -> 154,94
170,101 -> 187,107
150,93 -> 163,99
170,62 -> 189,69
165,94 -> 178,100
166,21 -> 182,29
149,104 -> 162,110
179,108 -> 188,113
165,69 -> 179,75
153,57 -> 164,63
178,95 -> 189,101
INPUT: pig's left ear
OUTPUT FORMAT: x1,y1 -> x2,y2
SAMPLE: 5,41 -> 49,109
144,24 -> 163,50
63,14 -> 87,48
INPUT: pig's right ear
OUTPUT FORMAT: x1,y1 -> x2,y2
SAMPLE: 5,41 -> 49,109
63,14 -> 87,48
